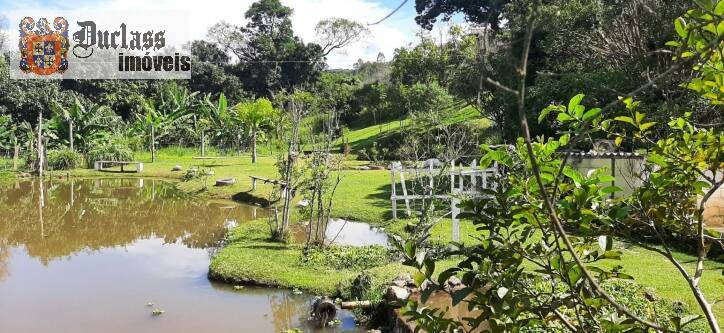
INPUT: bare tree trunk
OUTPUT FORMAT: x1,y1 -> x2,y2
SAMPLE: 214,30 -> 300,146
69,121 -> 74,152
251,128 -> 258,163
37,112 -> 43,177
43,137 -> 48,172
280,110 -> 300,237
201,131 -> 206,157
150,125 -> 156,163
13,139 -> 19,171
237,134 -> 242,156
314,186 -> 323,244
306,193 -> 316,246
280,153 -> 294,236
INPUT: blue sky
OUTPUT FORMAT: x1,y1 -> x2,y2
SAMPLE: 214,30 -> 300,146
1,0 -> 430,68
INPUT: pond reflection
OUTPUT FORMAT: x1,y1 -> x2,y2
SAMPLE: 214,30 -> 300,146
0,178 -> 258,264
292,219 -> 389,247
0,178 -> 361,333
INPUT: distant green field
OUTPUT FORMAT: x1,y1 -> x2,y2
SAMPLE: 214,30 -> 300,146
336,105 -> 488,150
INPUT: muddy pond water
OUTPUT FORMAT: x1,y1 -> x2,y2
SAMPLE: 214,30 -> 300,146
0,178 -> 363,333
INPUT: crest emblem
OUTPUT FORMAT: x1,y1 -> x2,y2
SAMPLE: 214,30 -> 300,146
19,17 -> 69,75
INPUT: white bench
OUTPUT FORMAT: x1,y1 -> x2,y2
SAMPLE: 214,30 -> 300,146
94,161 -> 144,173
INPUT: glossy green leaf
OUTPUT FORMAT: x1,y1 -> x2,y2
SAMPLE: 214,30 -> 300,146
568,94 -> 585,114
614,116 -> 635,126
582,108 -> 602,122
559,133 -> 570,146
674,17 -> 687,38
557,113 -> 573,122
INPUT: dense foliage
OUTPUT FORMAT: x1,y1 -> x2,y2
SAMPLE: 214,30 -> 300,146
394,1 -> 724,332
47,148 -> 83,170
84,134 -> 134,167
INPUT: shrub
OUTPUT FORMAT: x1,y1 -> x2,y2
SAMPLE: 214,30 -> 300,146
181,167 -> 214,182
85,134 -> 134,167
300,245 -> 392,271
601,279 -> 707,333
47,148 -> 83,170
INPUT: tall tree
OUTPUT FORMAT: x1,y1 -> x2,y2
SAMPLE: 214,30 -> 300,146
314,18 -> 369,57
189,40 -> 230,65
315,72 -> 359,130
189,61 -> 247,103
60,80 -> 162,120
414,0 -> 511,31
209,0 -> 325,96
0,56 -> 61,124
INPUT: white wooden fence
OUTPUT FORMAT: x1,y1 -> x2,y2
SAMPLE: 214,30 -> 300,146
390,159 -> 499,242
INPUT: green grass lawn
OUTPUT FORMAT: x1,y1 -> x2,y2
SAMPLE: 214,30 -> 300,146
599,242 -> 724,322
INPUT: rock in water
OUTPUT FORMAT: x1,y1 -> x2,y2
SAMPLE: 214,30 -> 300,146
311,297 -> 337,327
385,286 -> 410,303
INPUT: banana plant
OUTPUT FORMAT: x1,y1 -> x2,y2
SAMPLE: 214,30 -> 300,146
0,115 -> 20,170
0,115 -> 13,151
161,83 -> 199,115
50,100 -> 75,151
50,97 -> 119,151
138,100 -> 163,163
136,85 -> 196,162
197,93 -> 230,156
16,121 -> 36,169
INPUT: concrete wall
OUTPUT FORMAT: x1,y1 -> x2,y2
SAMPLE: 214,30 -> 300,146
569,157 -> 644,197
703,171 -> 724,232
569,158 -> 723,232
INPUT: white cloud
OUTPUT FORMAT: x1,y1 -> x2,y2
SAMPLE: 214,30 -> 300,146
2,0 -> 420,69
